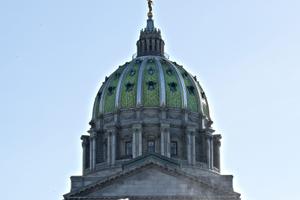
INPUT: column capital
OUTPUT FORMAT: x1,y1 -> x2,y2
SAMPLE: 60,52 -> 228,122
90,131 -> 97,138
203,133 -> 213,140
81,135 -> 89,147
213,134 -> 222,146
81,135 -> 90,141
200,127 -> 215,133
160,123 -> 170,132
213,134 -> 222,140
185,126 -> 196,136
132,123 -> 142,132
106,126 -> 117,135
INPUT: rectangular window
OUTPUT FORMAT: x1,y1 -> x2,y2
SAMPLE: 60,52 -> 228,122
171,141 -> 178,157
147,140 -> 155,153
125,141 -> 132,156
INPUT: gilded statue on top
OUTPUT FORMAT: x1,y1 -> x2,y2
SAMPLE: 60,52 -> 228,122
148,0 -> 153,18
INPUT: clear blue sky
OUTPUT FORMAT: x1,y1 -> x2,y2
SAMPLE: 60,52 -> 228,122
1,0 -> 299,199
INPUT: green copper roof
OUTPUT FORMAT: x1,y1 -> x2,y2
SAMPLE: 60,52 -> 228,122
92,56 -> 211,119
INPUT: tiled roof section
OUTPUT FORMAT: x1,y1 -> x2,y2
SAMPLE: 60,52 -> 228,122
92,56 -> 211,120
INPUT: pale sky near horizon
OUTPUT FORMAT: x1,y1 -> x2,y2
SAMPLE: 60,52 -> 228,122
1,0 -> 300,200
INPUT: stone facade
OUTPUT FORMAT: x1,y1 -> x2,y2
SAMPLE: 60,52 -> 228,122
63,3 -> 241,200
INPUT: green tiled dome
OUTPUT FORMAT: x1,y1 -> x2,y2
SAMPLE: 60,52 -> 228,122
91,14 -> 211,121
92,56 -> 211,120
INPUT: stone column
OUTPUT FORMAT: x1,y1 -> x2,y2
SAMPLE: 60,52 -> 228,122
107,132 -> 111,165
166,129 -> 170,157
132,129 -> 137,158
138,127 -> 142,156
186,127 -> 196,165
111,130 -> 116,165
205,134 -> 211,169
132,124 -> 142,158
160,129 -> 165,156
213,134 -> 222,170
186,133 -> 191,164
106,128 -> 117,165
210,137 -> 214,169
191,132 -> 196,165
160,123 -> 170,158
81,135 -> 89,172
89,132 -> 96,171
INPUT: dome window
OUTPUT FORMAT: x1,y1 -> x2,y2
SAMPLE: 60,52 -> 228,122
148,58 -> 155,63
161,59 -> 167,64
107,86 -> 116,96
182,72 -> 188,78
125,82 -> 135,92
148,67 -> 155,75
168,82 -> 177,92
129,69 -> 136,76
114,72 -> 121,79
146,81 -> 156,91
166,68 -> 173,76
201,91 -> 206,98
135,59 -> 142,64
187,86 -> 195,95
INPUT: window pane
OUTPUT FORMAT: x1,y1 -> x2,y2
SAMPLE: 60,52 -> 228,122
171,141 -> 177,156
148,140 -> 155,153
125,141 -> 132,156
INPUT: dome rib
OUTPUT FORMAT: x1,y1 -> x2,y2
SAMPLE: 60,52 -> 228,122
155,57 -> 166,107
92,89 -> 101,119
165,59 -> 188,109
136,58 -> 148,106
99,77 -> 113,114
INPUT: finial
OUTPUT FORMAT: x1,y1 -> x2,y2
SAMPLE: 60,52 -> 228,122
147,0 -> 153,18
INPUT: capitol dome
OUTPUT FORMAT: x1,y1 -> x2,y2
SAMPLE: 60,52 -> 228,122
85,12 -> 218,173
91,16 -> 212,126
64,2 -> 241,200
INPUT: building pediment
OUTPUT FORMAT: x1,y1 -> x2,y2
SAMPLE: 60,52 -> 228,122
122,153 -> 181,170
64,157 -> 240,200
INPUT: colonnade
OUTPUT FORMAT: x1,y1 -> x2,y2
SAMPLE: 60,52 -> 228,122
81,125 -> 221,172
